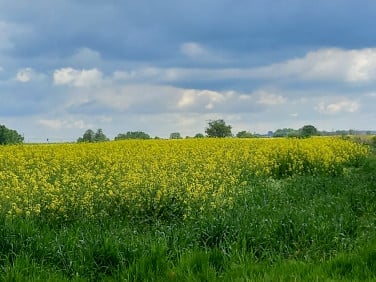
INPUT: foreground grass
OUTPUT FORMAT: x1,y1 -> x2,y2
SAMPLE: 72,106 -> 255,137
1,154 -> 376,281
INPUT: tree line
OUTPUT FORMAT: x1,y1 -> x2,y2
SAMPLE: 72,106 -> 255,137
2,120 -> 363,145
76,120 -> 321,143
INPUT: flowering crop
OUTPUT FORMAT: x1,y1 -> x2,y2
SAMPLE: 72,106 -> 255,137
0,138 -> 368,221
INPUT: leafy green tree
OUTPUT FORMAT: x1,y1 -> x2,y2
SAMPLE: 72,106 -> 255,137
94,129 -> 109,142
300,125 -> 318,138
78,129 -> 108,143
114,133 -> 126,140
194,133 -> 204,138
0,124 -> 24,145
77,129 -> 95,143
273,128 -> 298,137
205,119 -> 232,138
170,132 -> 182,139
236,130 -> 254,138
115,131 -> 151,140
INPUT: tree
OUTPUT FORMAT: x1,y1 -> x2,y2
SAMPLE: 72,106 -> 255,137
287,131 -> 301,138
194,133 -> 204,138
78,129 -> 95,142
273,128 -> 299,137
77,129 -> 108,143
94,129 -> 109,142
115,131 -> 151,140
205,119 -> 232,138
236,130 -> 254,138
0,124 -> 24,145
300,125 -> 318,138
170,132 -> 182,139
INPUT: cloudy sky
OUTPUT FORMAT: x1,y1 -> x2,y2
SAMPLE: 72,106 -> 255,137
1,1 -> 376,141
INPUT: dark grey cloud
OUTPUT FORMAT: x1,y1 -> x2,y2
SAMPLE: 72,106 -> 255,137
2,0 -> 376,69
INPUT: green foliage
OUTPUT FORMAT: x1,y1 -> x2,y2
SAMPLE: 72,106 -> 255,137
205,119 -> 232,138
194,133 -> 204,138
94,128 -> 109,142
77,128 -> 109,143
0,124 -> 23,145
1,151 -> 375,280
169,132 -> 182,139
115,131 -> 151,140
273,128 -> 298,137
77,129 -> 95,143
299,124 -> 319,137
286,132 -> 299,138
236,130 -> 254,138
273,125 -> 319,138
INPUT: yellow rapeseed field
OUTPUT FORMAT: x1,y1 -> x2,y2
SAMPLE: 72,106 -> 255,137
0,137 -> 369,221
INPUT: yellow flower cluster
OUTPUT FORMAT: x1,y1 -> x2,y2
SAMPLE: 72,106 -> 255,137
0,137 -> 368,220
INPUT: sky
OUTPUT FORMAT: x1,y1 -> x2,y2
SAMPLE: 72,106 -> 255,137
1,0 -> 376,142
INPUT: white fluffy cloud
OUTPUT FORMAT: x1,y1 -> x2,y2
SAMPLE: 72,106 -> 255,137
316,99 -> 360,114
108,48 -> 376,86
252,48 -> 376,83
177,89 -> 227,110
57,74 -> 287,117
16,68 -> 32,82
16,68 -> 44,82
176,88 -> 287,111
255,91 -> 287,105
53,68 -> 103,87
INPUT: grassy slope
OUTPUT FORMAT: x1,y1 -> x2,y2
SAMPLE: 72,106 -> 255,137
0,153 -> 375,281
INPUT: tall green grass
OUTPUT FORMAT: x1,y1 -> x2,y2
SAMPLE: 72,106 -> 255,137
1,154 -> 375,281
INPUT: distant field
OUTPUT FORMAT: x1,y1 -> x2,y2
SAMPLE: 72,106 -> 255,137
0,137 -> 375,281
